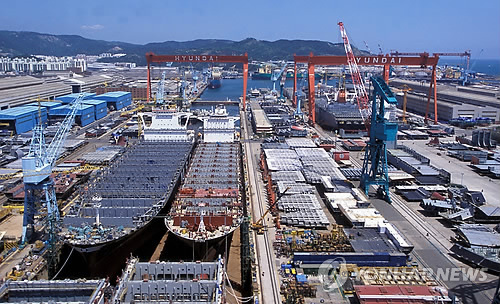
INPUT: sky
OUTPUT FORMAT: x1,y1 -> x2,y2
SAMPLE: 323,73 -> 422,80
1,0 -> 499,59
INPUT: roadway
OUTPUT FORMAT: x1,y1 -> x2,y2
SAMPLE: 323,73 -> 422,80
399,139 -> 500,206
241,109 -> 281,304
316,126 -> 497,304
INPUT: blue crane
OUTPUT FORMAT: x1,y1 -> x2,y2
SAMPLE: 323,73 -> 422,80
156,71 -> 166,105
22,94 -> 85,273
360,76 -> 398,203
271,64 -> 287,94
190,63 -> 199,94
294,73 -> 307,118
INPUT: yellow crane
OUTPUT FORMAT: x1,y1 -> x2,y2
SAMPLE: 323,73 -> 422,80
119,103 -> 144,117
393,85 -> 412,124
251,187 -> 290,234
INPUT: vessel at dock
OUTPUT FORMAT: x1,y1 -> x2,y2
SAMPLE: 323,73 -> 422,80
208,69 -> 222,89
165,105 -> 243,245
315,89 -> 365,131
61,111 -> 195,254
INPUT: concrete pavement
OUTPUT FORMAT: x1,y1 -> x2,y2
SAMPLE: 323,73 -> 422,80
241,110 -> 281,304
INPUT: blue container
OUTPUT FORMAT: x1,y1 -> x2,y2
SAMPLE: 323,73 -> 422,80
83,100 -> 108,120
58,93 -> 96,104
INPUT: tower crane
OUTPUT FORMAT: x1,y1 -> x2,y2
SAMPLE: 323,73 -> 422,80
377,44 -> 384,55
156,71 -> 166,105
271,64 -> 287,94
22,94 -> 85,274
360,77 -> 398,203
363,41 -> 373,54
338,22 -> 371,123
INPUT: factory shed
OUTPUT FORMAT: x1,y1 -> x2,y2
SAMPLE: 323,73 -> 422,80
26,101 -> 63,110
93,91 -> 132,111
49,104 -> 95,126
0,106 -> 47,134
57,92 -> 96,104
83,99 -> 108,120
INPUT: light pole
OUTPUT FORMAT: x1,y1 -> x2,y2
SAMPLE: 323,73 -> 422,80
334,130 -> 338,150
461,172 -> 464,186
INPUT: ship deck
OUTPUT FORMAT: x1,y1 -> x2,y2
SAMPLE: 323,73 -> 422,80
62,140 -> 194,247
166,142 -> 243,242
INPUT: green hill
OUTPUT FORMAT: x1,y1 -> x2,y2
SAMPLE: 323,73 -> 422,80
0,31 -> 369,65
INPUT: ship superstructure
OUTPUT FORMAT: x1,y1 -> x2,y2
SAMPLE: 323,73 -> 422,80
141,110 -> 193,141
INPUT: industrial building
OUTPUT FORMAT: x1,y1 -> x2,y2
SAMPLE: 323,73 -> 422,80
390,79 -> 500,122
83,99 -> 108,120
94,91 -> 132,111
0,106 -> 48,134
58,92 -> 96,104
49,103 -> 95,126
0,74 -> 116,109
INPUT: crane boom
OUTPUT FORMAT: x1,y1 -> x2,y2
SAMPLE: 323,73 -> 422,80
271,64 -> 287,93
338,22 -> 370,121
46,94 -> 84,167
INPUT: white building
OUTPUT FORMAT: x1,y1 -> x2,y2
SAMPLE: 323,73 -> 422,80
0,55 -> 87,73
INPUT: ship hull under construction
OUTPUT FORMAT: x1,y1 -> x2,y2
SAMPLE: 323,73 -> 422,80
61,140 -> 194,266
165,142 -> 243,249
315,97 -> 365,131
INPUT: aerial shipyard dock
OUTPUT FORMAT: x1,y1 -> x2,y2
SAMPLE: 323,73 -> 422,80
0,48 -> 499,304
